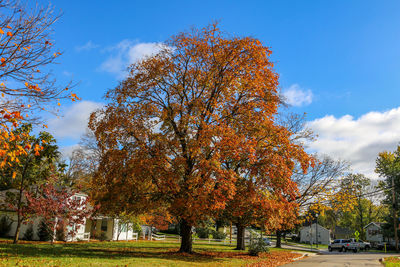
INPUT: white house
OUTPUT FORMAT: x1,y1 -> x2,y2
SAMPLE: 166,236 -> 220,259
364,222 -> 384,245
299,223 -> 331,245
84,216 -> 138,241
0,190 -> 90,241
0,189 -> 140,242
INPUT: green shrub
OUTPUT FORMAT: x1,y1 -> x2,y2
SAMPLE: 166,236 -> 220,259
212,230 -> 227,240
55,224 -> 65,241
38,219 -> 52,241
23,224 -> 34,241
196,227 -> 212,238
0,216 -> 12,237
248,236 -> 270,256
98,231 -> 107,241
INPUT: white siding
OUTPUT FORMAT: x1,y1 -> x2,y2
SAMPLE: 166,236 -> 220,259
300,223 -> 331,245
365,224 -> 383,243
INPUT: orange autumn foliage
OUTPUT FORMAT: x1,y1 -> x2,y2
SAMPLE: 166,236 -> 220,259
89,24 -> 312,253
139,211 -> 174,231
0,2 -> 78,167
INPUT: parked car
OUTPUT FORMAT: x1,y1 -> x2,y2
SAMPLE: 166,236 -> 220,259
376,242 -> 396,251
328,239 -> 360,252
262,238 -> 271,246
349,238 -> 371,251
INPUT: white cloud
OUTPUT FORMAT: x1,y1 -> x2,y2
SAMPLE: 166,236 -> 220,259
283,84 -> 313,107
75,41 -> 99,52
60,144 -> 81,159
307,107 -> 400,178
47,101 -> 103,140
99,40 -> 165,78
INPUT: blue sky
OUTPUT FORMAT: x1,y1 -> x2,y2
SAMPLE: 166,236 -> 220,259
38,0 -> 400,178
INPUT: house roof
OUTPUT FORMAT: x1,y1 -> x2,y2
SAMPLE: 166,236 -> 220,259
364,222 -> 383,229
300,223 -> 330,232
0,188 -> 88,212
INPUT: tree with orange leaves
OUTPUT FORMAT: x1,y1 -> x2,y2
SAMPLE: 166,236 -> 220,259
218,112 -> 312,250
89,24 -> 312,253
0,0 -> 77,167
0,124 -> 62,243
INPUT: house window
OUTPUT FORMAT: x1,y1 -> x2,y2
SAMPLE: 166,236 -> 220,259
368,229 -> 381,236
101,219 -> 108,231
119,223 -> 127,232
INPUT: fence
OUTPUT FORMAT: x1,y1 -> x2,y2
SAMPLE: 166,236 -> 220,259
143,234 -> 258,246
68,232 -> 90,242
132,232 -> 138,241
151,233 -> 166,241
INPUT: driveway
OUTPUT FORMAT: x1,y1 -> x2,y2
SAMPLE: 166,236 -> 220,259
283,251 -> 400,266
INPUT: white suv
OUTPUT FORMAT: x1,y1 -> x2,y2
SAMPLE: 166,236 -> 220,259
328,239 -> 360,252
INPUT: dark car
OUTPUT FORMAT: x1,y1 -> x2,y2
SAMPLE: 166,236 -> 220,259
376,242 -> 396,251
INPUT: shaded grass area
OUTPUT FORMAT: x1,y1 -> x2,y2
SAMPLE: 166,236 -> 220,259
384,256 -> 400,267
0,240 -> 300,266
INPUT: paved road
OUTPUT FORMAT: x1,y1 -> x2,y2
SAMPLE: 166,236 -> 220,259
283,251 -> 400,266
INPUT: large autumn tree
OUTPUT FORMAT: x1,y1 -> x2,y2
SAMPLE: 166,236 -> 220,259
89,24 -> 312,253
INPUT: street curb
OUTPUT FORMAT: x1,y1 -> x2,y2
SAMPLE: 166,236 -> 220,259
292,252 -> 316,261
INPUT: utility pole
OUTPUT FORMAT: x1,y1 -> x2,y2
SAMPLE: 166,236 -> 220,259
391,175 -> 399,251
316,214 -> 319,249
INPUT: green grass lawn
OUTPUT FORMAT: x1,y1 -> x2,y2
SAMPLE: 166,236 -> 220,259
384,256 -> 400,267
0,240 -> 302,266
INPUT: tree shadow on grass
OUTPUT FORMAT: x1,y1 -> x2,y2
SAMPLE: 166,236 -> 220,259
0,243 -> 232,264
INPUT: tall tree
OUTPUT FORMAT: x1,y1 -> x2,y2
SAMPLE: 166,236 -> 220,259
376,147 -> 400,251
0,124 -> 60,243
338,173 -> 372,239
66,130 -> 100,189
89,24 -> 312,253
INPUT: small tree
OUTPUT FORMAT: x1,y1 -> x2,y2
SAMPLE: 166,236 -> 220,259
23,223 -> 34,241
38,219 -> 51,241
25,172 -> 94,243
0,125 -> 62,244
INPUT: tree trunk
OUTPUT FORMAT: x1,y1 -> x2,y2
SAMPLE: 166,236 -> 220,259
13,215 -> 21,244
235,224 -> 246,250
51,218 -> 58,244
13,156 -> 31,244
179,219 -> 193,253
276,230 -> 282,248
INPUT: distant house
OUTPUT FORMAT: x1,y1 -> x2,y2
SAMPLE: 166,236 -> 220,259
0,191 -> 90,241
299,223 -> 331,245
364,222 -> 384,245
85,216 -> 138,241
